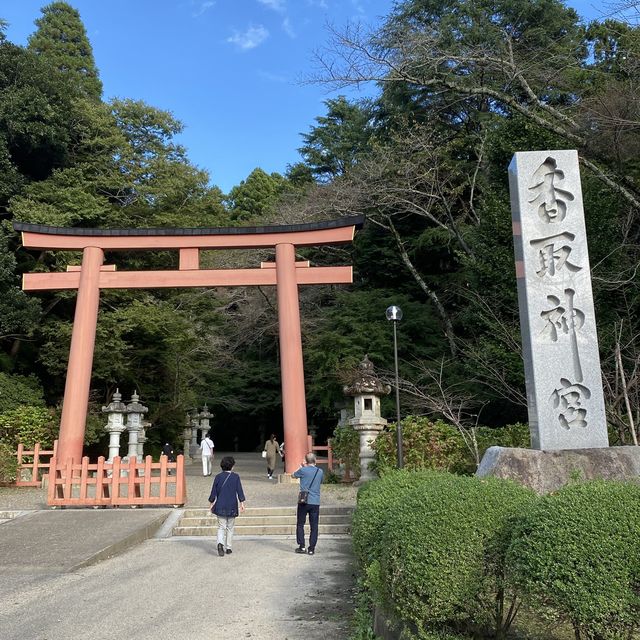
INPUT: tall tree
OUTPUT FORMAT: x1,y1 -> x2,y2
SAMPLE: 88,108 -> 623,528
225,168 -> 288,221
0,41 -> 80,193
28,1 -> 102,100
298,96 -> 374,182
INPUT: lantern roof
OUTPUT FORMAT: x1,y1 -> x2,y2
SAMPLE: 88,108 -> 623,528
102,388 -> 127,413
343,355 -> 391,397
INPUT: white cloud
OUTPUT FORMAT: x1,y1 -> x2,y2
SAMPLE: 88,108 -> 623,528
192,1 -> 215,17
227,25 -> 270,50
258,0 -> 286,11
282,17 -> 296,38
351,0 -> 365,14
306,0 -> 329,8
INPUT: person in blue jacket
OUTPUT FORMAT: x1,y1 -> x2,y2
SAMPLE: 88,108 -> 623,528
208,456 -> 246,557
292,452 -> 324,555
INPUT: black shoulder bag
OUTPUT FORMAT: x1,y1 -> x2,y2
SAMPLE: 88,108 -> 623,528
298,467 -> 320,505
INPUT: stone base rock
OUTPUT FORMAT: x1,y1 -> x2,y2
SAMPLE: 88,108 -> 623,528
477,445 -> 640,494
277,472 -> 298,484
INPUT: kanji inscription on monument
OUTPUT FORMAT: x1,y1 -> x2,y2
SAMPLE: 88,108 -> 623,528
509,150 -> 608,450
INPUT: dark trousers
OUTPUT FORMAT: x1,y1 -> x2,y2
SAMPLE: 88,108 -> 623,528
296,503 -> 320,550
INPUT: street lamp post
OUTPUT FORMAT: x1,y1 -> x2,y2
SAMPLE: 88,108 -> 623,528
386,305 -> 404,469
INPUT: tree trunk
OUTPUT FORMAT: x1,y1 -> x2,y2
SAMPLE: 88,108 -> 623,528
386,216 -> 457,356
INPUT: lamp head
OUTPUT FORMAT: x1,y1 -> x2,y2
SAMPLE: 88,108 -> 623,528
386,305 -> 403,322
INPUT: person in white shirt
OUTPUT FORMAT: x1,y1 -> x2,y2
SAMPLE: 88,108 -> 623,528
200,433 -> 215,476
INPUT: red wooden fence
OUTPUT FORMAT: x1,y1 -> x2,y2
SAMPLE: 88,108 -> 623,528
47,454 -> 186,507
15,441 -> 58,487
307,435 -> 334,471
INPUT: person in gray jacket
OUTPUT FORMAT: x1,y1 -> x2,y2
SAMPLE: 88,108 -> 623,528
292,453 -> 324,555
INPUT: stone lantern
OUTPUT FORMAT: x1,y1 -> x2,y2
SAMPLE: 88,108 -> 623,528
343,355 -> 391,483
189,410 -> 200,459
124,390 -> 148,462
199,404 -> 213,438
183,412 -> 193,464
137,419 -> 151,459
102,389 -> 128,463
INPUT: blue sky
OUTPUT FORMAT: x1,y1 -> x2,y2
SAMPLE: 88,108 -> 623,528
2,0 -> 605,194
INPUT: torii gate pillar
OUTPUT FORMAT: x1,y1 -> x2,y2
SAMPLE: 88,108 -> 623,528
276,243 -> 307,473
57,246 -> 104,465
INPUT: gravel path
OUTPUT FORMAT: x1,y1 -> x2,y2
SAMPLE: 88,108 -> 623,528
0,452 -> 360,640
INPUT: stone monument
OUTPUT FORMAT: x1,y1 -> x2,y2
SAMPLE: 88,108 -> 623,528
344,355 -> 391,483
510,150 -> 608,449
477,150 -> 640,492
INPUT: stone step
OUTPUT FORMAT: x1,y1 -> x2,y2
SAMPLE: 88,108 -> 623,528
180,514 -> 352,527
173,523 -> 351,536
0,511 -> 23,519
182,506 -> 354,518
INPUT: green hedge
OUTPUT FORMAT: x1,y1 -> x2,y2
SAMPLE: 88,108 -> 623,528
353,471 -> 535,638
332,423 -> 361,476
507,480 -> 640,640
0,405 -> 57,449
0,441 -> 18,483
353,466 -> 640,639
371,417 -> 472,474
352,470 -> 447,568
371,417 -> 530,475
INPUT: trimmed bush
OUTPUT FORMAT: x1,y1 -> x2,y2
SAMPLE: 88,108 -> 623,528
353,471 -> 536,638
332,423 -> 361,477
371,417 -> 531,476
372,417 -> 470,474
0,405 -> 57,449
507,480 -> 640,640
0,441 -> 18,483
476,422 -> 530,453
351,470 -> 444,568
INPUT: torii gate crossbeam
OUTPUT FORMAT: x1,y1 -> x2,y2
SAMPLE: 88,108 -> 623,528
15,216 -> 364,474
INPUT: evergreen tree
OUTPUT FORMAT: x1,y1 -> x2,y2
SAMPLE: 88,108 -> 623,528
28,1 -> 102,100
298,96 -> 374,182
225,168 -> 288,221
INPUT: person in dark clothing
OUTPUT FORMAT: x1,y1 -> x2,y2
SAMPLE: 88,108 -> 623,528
292,452 -> 324,555
161,442 -> 175,461
208,456 -> 246,556
162,442 -> 175,475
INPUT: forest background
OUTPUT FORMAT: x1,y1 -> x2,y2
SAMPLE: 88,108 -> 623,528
0,0 -> 638,458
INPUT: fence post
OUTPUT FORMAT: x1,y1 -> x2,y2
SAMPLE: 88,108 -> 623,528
47,457 -> 57,504
143,455 -> 152,500
159,454 -> 168,501
175,455 -> 185,505
111,457 -> 121,505
63,458 -> 73,500
79,457 -> 89,501
32,443 -> 41,482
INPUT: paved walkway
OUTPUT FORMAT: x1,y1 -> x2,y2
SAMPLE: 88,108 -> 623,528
0,452 -> 359,639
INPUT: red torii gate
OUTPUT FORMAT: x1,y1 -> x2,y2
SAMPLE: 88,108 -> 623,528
15,216 -> 364,474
